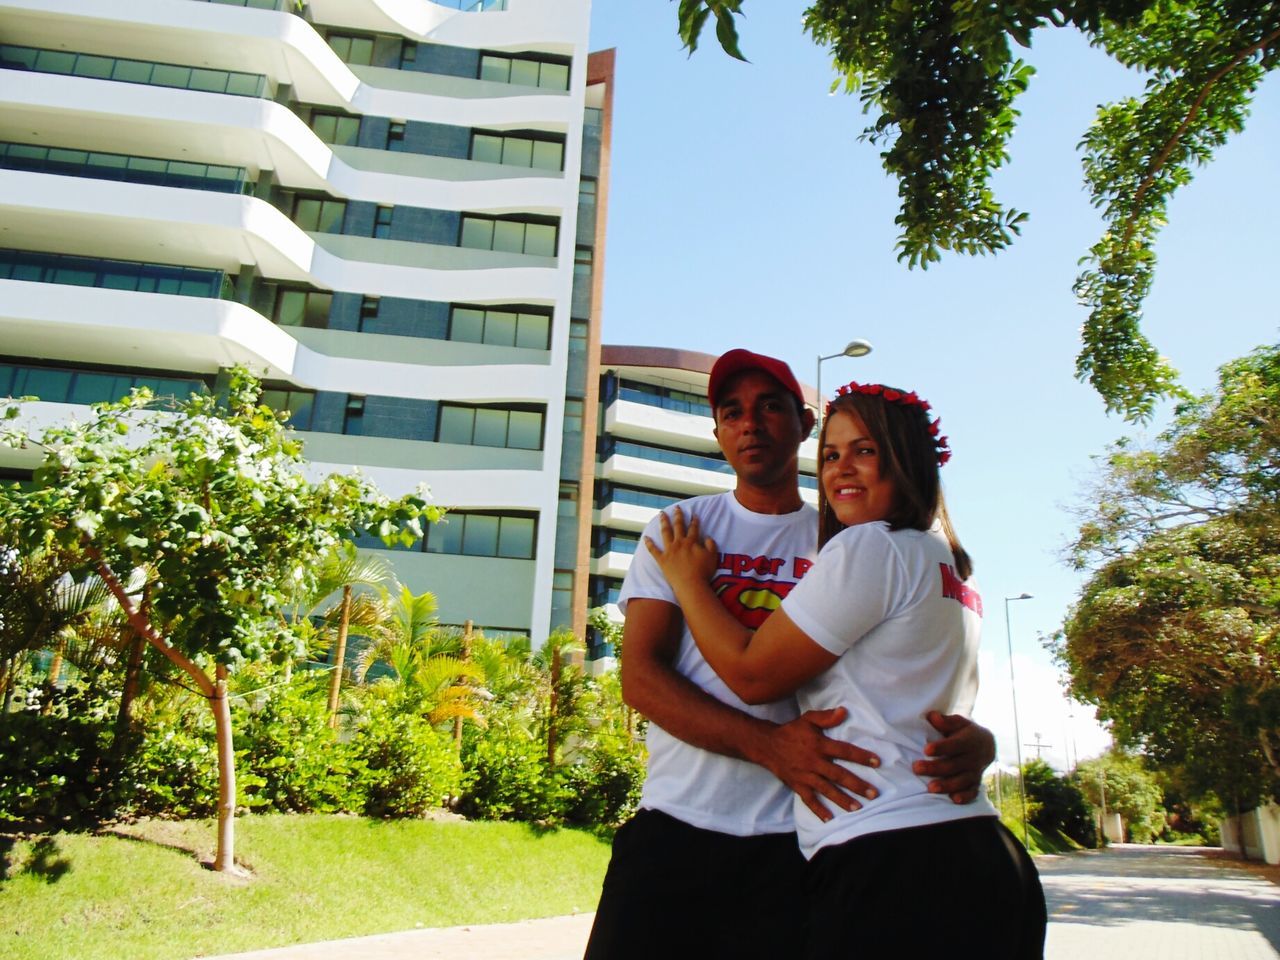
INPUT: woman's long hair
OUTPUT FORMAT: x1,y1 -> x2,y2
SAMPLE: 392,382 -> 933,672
817,389 -> 973,580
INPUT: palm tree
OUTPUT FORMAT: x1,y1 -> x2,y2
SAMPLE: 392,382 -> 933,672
354,585 -> 487,730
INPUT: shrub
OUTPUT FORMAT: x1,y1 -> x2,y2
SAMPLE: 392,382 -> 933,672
459,726 -> 567,823
351,704 -> 463,818
235,684 -> 363,814
126,709 -> 219,819
560,737 -> 645,828
0,682 -> 131,830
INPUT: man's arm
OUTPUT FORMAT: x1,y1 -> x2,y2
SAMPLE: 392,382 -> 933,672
912,711 -> 997,803
621,597 -> 880,821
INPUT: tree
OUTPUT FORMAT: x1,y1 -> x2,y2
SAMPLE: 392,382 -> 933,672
677,0 -> 1280,420
1057,344 -> 1280,809
0,370 -> 435,872
1075,751 -> 1166,842
1023,758 -> 1097,846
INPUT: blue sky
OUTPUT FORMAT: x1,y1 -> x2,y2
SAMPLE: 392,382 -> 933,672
588,2 -> 1280,770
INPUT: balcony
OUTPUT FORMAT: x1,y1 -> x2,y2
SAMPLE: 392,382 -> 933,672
604,396 -> 718,453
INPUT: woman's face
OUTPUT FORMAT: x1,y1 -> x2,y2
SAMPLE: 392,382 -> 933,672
821,409 -> 896,527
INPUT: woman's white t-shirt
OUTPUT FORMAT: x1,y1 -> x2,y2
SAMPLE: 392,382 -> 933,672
780,521 -> 998,858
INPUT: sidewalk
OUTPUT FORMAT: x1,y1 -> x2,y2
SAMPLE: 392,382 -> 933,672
204,914 -> 597,960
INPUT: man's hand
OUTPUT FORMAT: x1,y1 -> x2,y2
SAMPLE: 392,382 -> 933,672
750,707 -> 880,823
913,711 -> 996,803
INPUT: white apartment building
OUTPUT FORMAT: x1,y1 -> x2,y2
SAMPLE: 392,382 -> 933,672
588,346 -> 819,654
0,0 -> 612,644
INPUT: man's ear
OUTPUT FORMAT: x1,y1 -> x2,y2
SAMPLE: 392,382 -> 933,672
801,408 -> 816,437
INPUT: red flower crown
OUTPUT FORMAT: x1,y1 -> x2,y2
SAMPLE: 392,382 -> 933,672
826,381 -> 952,466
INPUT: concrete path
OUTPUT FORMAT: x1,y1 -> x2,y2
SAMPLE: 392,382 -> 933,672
1042,845 -> 1280,958
206,845 -> 1278,960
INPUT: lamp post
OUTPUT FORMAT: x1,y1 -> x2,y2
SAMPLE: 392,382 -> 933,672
815,339 -> 873,430
1005,592 -> 1033,847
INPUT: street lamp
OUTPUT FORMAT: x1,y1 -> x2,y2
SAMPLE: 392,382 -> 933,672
815,339 -> 873,430
1005,592 -> 1033,847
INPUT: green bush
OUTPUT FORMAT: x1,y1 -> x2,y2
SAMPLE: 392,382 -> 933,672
351,704 -> 463,818
235,685 -> 363,814
459,726 -> 567,823
1024,759 -> 1096,847
126,710 -> 219,819
0,682 -> 131,830
560,737 -> 645,828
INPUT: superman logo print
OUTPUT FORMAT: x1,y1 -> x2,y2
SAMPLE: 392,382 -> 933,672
711,553 -> 811,629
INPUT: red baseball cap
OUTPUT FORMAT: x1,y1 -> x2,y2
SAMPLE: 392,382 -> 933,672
707,349 -> 806,411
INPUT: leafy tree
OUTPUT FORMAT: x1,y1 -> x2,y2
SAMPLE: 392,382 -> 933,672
0,370 -> 435,871
1023,758 -> 1096,846
1057,344 -> 1280,809
677,0 -> 1280,420
1075,751 -> 1166,842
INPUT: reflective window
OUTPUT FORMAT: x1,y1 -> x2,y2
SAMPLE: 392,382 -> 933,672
0,45 -> 265,97
0,248 -> 228,299
0,361 -> 205,404
0,141 -> 247,194
478,52 -> 571,90
293,197 -> 347,233
423,513 -> 536,559
436,403 -> 544,450
459,216 -> 559,258
273,289 -> 332,329
311,113 -> 361,147
448,305 -> 552,349
469,131 -> 565,172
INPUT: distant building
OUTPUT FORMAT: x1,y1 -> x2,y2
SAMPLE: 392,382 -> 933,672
0,0 -> 611,645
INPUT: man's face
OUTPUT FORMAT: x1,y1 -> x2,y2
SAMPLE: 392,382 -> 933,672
712,370 -> 811,489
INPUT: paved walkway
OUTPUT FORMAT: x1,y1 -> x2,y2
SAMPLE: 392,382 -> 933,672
1041,845 -> 1280,958
207,845 -> 1278,960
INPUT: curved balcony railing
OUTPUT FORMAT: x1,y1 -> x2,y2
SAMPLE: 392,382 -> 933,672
0,44 -> 266,98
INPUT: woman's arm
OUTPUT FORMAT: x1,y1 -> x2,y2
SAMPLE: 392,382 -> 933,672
646,507 -> 837,704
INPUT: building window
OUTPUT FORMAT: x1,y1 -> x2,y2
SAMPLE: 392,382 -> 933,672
327,34 -> 375,66
293,197 -> 346,233
478,52 -> 570,91
551,569 -> 575,625
574,246 -> 593,283
470,131 -> 564,171
563,399 -> 584,434
448,305 -> 551,349
424,512 -> 537,560
579,178 -> 597,204
260,386 -> 316,430
558,482 -> 578,519
373,205 -> 394,239
0,360 -> 206,407
343,396 -> 365,436
437,404 -> 544,450
569,319 -> 589,355
358,296 -> 380,330
400,43 -> 417,67
273,289 -> 332,329
386,121 -> 406,150
311,113 -> 360,147
459,215 -> 558,257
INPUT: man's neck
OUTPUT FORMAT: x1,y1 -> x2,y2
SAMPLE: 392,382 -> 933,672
732,479 -> 805,515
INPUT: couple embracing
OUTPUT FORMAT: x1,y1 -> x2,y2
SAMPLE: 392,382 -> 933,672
585,349 -> 1047,959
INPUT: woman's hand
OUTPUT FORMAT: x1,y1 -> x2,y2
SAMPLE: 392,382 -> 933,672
645,506 -> 719,588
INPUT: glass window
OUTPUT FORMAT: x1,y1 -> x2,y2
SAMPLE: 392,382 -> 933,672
507,410 -> 543,450
348,37 -> 374,66
569,319 -> 589,355
304,292 -> 332,328
539,61 -> 570,90
189,69 -> 226,93
558,483 -> 578,518
425,516 -> 463,554
35,50 -> 77,74
508,58 -> 539,87
492,220 -> 524,254
462,514 -> 499,557
484,310 -> 517,347
275,290 -> 306,327
317,200 -> 345,234
374,206 -> 393,239
52,266 -> 97,287
479,55 -> 509,83
294,198 -> 322,231
502,137 -> 533,168
68,373 -> 115,405
110,58 -> 151,84
343,396 -> 363,435
472,134 -> 503,165
150,64 -> 191,89
73,55 -> 113,80
450,307 -> 484,343
563,399 -> 583,434
225,73 -> 262,97
472,408 -> 508,447
329,36 -> 352,60
498,517 -> 535,558
460,217 -> 493,250
515,312 -> 549,349
386,121 -> 406,150
524,223 -> 556,257
20,367 -> 73,401
532,140 -> 563,171
438,405 -> 474,444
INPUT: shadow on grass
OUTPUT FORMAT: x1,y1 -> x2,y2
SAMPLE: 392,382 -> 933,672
0,835 -> 72,884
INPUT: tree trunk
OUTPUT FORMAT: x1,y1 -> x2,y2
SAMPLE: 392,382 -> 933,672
211,663 -> 237,873
116,630 -> 146,737
547,648 -> 561,769
454,619 -> 472,749
40,636 -> 66,715
0,655 -> 13,713
326,585 -> 352,728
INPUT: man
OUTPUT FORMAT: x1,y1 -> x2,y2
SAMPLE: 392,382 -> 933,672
584,349 -> 996,960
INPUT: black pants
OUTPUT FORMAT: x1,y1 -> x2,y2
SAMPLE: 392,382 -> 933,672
584,809 -> 808,960
804,816 -> 1047,959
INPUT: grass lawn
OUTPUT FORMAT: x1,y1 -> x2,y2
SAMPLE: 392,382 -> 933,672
0,815 -> 612,960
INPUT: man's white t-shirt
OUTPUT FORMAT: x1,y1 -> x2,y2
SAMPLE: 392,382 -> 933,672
620,492 -> 817,837
781,521 -> 998,858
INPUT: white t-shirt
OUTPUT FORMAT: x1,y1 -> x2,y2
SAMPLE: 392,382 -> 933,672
620,492 -> 816,837
781,521 -> 997,858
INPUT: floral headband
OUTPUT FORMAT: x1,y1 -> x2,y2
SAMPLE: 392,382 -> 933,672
826,381 -> 952,466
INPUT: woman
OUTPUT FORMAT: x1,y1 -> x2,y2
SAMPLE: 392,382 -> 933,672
647,381 -> 1046,958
